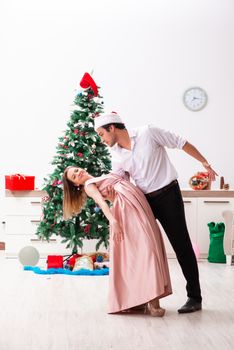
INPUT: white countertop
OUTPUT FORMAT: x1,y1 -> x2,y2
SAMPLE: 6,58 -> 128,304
5,189 -> 234,198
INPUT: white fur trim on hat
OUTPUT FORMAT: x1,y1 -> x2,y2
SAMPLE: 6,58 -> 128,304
94,113 -> 123,130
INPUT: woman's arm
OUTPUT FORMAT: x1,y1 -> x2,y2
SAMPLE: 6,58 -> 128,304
85,183 -> 123,243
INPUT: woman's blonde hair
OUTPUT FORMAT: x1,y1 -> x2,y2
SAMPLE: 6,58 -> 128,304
63,166 -> 87,220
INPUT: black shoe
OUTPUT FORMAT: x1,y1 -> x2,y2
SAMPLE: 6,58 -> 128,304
178,298 -> 202,314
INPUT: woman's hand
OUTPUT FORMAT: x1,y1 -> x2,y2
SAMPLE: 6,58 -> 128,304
102,185 -> 116,202
110,219 -> 124,244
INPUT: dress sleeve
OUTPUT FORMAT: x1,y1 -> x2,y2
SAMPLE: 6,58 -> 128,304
148,125 -> 187,149
84,177 -> 98,190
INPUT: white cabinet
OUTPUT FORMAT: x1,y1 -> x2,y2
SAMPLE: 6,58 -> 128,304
161,192 -> 234,259
183,198 -> 197,244
222,210 -> 234,264
182,192 -> 234,259
3,189 -> 234,259
3,190 -> 71,258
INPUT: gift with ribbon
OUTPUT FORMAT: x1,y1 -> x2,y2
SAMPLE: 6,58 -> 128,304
5,174 -> 35,191
47,255 -> 64,269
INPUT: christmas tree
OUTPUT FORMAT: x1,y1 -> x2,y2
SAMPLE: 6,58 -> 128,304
36,73 -> 111,253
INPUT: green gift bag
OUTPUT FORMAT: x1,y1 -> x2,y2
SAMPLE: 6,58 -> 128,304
207,222 -> 226,263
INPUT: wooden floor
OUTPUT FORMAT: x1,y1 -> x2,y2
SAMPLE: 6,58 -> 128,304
0,252 -> 234,350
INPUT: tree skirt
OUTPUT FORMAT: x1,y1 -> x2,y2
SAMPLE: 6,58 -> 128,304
24,266 -> 109,275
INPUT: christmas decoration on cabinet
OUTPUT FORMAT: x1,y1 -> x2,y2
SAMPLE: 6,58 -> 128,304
189,172 -> 210,190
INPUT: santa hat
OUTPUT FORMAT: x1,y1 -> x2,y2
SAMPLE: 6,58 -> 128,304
94,112 -> 123,130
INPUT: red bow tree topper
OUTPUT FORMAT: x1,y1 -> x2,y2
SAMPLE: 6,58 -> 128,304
80,72 -> 98,97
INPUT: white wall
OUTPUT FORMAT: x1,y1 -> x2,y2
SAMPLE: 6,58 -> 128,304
0,0 -> 234,197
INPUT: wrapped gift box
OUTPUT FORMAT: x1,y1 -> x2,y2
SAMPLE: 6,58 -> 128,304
47,255 -> 64,269
5,174 -> 35,191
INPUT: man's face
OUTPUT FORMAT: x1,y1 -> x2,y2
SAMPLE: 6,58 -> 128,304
97,126 -> 117,147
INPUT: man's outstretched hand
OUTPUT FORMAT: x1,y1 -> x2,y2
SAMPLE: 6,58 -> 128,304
202,162 -> 218,181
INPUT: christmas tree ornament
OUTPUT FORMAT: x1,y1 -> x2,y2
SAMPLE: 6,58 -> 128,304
92,112 -> 100,118
51,179 -> 58,186
84,223 -> 91,234
94,206 -> 100,213
42,195 -> 50,203
96,254 -> 104,262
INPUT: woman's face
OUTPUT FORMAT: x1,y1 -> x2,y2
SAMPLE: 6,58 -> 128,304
66,167 -> 88,186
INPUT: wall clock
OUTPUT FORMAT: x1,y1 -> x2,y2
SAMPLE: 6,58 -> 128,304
183,87 -> 208,111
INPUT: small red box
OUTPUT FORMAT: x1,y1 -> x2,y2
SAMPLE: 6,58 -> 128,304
5,174 -> 35,191
47,255 -> 63,269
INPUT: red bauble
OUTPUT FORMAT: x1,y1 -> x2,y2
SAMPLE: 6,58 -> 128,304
84,224 -> 91,234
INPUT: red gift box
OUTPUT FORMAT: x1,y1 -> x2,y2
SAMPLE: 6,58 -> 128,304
5,174 -> 35,191
47,255 -> 63,269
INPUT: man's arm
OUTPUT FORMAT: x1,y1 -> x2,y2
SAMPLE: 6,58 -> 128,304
102,172 -> 130,202
182,142 -> 218,181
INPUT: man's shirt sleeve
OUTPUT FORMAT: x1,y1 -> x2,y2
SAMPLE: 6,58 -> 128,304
148,125 -> 187,149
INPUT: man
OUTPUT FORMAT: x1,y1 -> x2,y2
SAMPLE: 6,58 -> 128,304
94,112 -> 217,313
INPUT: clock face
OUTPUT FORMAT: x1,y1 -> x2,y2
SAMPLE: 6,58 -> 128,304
183,87 -> 207,111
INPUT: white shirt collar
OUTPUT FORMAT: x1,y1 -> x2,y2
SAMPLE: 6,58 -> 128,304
111,129 -> 137,152
128,128 -> 137,138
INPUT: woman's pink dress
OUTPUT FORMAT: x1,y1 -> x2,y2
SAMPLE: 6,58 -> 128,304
85,174 -> 172,313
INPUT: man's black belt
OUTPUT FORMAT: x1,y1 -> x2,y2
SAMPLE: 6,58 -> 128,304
145,180 -> 178,199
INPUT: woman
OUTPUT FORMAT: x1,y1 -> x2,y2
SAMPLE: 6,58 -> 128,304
63,166 -> 172,316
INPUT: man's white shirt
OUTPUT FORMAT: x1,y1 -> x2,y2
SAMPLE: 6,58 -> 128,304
110,125 -> 187,194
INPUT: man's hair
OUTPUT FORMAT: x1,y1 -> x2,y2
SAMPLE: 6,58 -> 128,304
102,123 -> 126,131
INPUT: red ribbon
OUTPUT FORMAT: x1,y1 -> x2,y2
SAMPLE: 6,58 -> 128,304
10,174 -> 26,180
